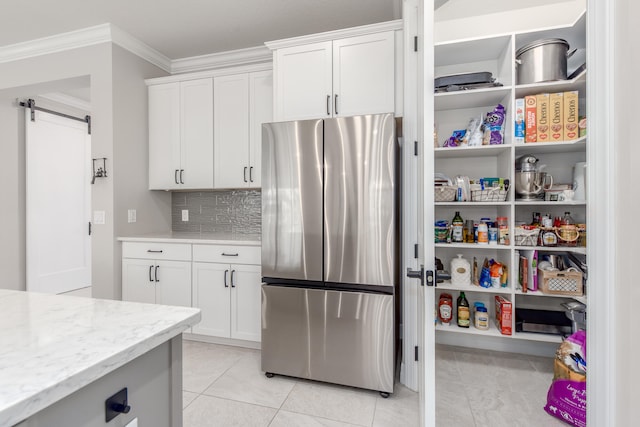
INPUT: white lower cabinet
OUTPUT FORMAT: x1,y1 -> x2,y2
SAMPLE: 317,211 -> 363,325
192,262 -> 261,342
122,259 -> 191,307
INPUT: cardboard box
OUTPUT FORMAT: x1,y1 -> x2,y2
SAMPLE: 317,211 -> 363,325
564,91 -> 579,140
536,93 -> 550,142
525,95 -> 537,142
549,92 -> 564,141
514,98 -> 525,143
494,295 -> 512,335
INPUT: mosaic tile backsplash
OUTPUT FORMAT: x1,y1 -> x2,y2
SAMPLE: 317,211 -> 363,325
172,190 -> 261,234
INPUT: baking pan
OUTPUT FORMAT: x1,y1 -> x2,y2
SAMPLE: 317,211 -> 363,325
435,71 -> 494,89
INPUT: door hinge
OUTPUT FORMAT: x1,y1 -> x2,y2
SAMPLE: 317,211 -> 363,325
414,346 -> 419,361
414,243 -> 419,259
88,221 -> 92,236
414,140 -> 418,156
414,36 -> 418,52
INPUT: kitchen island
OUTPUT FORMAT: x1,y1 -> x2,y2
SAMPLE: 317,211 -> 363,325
0,289 -> 200,427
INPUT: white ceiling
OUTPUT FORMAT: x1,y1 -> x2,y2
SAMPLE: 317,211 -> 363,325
2,0 -> 402,60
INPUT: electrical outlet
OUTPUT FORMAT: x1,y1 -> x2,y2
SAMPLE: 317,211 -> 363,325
93,210 -> 106,225
127,209 -> 136,223
182,209 -> 189,222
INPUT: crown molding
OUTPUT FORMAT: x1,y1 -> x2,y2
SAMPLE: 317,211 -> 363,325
146,62 -> 272,86
171,45 -> 272,74
0,24 -> 111,64
38,93 -> 92,112
265,19 -> 402,50
109,24 -> 171,72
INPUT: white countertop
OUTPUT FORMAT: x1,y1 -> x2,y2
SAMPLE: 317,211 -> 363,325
0,290 -> 200,426
118,232 -> 261,246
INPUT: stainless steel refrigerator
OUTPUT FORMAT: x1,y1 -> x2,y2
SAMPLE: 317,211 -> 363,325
261,113 -> 397,395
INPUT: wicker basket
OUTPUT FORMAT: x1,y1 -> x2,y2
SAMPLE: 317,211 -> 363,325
471,187 -> 509,202
514,226 -> 540,246
435,186 -> 456,202
539,269 -> 583,296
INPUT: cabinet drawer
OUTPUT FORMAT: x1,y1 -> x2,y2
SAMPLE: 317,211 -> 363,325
193,244 -> 260,265
122,242 -> 191,261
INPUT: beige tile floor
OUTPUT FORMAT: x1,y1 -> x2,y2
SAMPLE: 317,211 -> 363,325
182,341 -> 565,427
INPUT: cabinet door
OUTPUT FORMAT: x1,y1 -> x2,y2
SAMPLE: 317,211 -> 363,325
155,260 -> 192,307
180,78 -> 214,189
122,259 -> 156,304
230,264 -> 262,342
248,70 -> 273,188
148,83 -> 181,190
192,262 -> 231,338
214,74 -> 250,189
332,32 -> 395,117
274,41 -> 333,121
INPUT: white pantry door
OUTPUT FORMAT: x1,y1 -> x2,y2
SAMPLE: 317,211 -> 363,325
26,110 -> 91,294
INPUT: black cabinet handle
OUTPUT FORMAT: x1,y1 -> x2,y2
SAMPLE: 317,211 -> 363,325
326,95 -> 330,115
147,249 -> 163,253
180,169 -> 184,184
149,265 -> 154,282
224,269 -> 229,288
334,94 -> 338,115
155,265 -> 159,282
174,169 -> 179,184
231,270 -> 236,288
249,166 -> 254,182
222,253 -> 239,257
244,167 -> 248,183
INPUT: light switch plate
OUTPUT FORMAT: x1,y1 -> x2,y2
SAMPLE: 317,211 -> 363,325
93,210 -> 106,225
128,209 -> 136,223
125,418 -> 138,427
182,209 -> 189,222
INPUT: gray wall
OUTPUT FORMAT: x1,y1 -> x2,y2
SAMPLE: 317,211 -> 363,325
172,190 -> 261,235
0,43 -> 170,299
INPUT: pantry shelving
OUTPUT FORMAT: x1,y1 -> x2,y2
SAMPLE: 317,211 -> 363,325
433,10 -> 587,346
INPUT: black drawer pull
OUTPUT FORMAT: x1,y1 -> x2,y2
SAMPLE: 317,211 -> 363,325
222,253 -> 239,257
147,250 -> 163,253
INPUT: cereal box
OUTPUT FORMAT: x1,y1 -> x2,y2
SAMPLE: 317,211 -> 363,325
564,91 -> 579,140
494,295 -> 512,335
549,92 -> 564,141
514,98 -> 525,144
536,93 -> 550,142
525,95 -> 537,143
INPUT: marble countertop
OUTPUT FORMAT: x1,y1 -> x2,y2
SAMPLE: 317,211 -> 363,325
0,290 -> 200,426
118,232 -> 261,246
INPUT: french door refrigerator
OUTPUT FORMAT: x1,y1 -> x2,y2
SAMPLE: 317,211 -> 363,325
261,113 -> 398,395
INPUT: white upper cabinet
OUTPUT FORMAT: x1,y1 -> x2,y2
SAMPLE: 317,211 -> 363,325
214,70 -> 273,189
274,41 -> 333,121
148,82 -> 180,190
148,78 -> 213,190
332,32 -> 395,118
214,74 -> 250,189
271,30 -> 396,121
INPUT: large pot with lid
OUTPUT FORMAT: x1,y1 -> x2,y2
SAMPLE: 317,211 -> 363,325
515,38 -> 576,85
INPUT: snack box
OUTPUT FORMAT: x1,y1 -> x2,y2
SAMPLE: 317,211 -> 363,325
549,92 -> 564,141
494,295 -> 512,335
525,95 -> 537,142
514,98 -> 525,143
564,90 -> 579,140
536,93 -> 550,142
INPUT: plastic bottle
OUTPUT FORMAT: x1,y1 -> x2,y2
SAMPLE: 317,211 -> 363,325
477,218 -> 489,244
451,211 -> 464,243
457,292 -> 470,328
475,306 -> 489,330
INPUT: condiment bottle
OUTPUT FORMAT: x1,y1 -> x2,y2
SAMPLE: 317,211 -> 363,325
438,293 -> 453,325
475,306 -> 489,330
497,216 -> 509,245
451,211 -> 464,243
457,292 -> 470,328
477,218 -> 489,244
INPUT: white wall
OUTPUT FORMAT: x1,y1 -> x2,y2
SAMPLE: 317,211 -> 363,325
613,0 -> 639,424
0,43 -> 170,299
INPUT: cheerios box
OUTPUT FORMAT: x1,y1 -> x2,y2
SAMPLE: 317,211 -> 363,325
563,90 -> 579,140
549,92 -> 564,141
536,93 -> 550,142
494,295 -> 512,335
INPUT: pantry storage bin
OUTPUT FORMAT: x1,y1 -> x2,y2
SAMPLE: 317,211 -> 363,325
435,186 -> 457,202
539,269 -> 583,296
471,188 -> 509,202
514,226 -> 540,246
